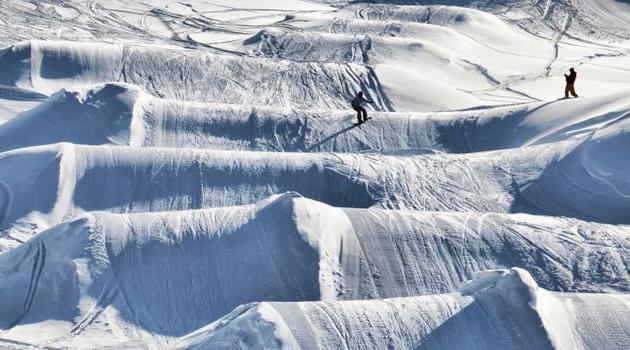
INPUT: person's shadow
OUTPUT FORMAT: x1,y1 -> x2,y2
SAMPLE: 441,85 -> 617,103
305,123 -> 359,152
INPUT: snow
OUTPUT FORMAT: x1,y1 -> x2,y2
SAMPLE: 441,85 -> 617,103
2,196 -> 630,347
172,268 -> 630,349
1,0 -> 630,348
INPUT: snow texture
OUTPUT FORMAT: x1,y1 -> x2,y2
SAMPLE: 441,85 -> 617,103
1,0 -> 630,348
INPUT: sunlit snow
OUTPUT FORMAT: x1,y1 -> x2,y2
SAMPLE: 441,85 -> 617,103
1,0 -> 630,349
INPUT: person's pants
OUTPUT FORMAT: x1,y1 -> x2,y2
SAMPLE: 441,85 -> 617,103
352,105 -> 367,123
565,83 -> 578,98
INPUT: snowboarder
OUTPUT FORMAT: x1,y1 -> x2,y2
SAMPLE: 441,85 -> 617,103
564,68 -> 578,98
351,91 -> 373,124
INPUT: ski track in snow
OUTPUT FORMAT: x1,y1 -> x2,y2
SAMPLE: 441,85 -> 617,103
1,0 -> 630,349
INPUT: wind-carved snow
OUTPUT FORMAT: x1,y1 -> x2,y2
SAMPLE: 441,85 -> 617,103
173,268 -> 630,350
0,40 -> 394,112
1,114 -> 630,248
1,196 -> 629,346
1,0 -> 630,349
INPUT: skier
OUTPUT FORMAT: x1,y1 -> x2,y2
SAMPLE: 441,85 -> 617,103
564,68 -> 578,98
351,91 -> 373,124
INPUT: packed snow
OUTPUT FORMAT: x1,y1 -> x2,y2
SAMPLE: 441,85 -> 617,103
1,0 -> 630,349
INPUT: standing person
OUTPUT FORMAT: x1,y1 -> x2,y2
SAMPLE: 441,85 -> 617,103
351,92 -> 373,124
564,68 -> 578,98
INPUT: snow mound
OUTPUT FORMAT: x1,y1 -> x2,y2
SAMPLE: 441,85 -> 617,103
342,208 -> 630,294
0,144 -> 374,250
0,83 -> 144,152
3,126 -> 630,251
173,268 -> 630,350
2,196 -> 630,346
0,194 -> 353,339
174,303 -> 292,350
4,83 -> 630,155
0,40 -> 394,111
519,115 -> 630,223
342,4 -> 534,50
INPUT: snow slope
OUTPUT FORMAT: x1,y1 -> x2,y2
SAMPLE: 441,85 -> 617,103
1,196 -> 629,347
2,114 -> 630,247
1,0 -> 630,348
5,83 -> 630,153
0,40 -> 394,111
174,268 -> 630,350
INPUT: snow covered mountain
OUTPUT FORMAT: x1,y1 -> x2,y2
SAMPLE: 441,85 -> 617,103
1,0 -> 630,349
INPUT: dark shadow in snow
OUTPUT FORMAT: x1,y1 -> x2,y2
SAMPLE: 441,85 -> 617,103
0,45 -> 31,87
415,292 -> 554,350
0,85 -> 47,101
0,239 -> 81,331
306,123 -> 358,152
0,156 -> 61,232
107,194 -> 321,336
436,99 -> 563,153
72,155 -> 377,212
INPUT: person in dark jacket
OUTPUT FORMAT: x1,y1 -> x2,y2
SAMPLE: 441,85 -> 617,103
564,68 -> 578,98
351,92 -> 373,123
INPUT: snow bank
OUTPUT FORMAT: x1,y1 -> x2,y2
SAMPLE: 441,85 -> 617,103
2,123 -> 630,251
172,303 -> 295,350
2,196 -> 629,346
0,194 -> 355,341
0,83 -> 144,153
5,82 -> 630,154
173,268 -> 630,350
518,115 -> 630,223
0,40 -> 394,111
342,208 -> 630,294
0,144 -> 375,250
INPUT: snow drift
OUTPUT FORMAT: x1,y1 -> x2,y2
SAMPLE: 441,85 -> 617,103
0,193 -> 353,339
0,83 -> 144,153
4,82 -> 630,154
0,143 -> 372,250
1,196 -> 629,346
2,119 -> 630,251
174,268 -> 630,350
0,40 -> 393,111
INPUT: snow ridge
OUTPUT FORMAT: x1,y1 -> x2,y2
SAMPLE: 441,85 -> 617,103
172,268 -> 630,350
1,0 -> 630,348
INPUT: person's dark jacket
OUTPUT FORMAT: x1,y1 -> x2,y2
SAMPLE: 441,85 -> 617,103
352,94 -> 372,108
565,70 -> 577,84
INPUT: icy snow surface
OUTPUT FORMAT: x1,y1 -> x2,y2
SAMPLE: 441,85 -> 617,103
1,0 -> 630,349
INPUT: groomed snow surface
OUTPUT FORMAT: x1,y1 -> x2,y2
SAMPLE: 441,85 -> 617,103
1,0 -> 630,349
